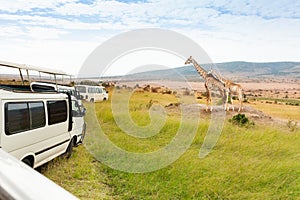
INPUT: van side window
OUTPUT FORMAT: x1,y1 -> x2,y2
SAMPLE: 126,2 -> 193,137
47,100 -> 67,125
5,102 -> 46,135
31,84 -> 55,92
5,103 -> 30,134
29,102 -> 46,129
88,88 -> 95,93
97,88 -> 102,93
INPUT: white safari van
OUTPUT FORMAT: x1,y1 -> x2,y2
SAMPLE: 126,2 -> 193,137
0,60 -> 87,168
0,88 -> 76,168
75,85 -> 108,102
30,81 -> 86,146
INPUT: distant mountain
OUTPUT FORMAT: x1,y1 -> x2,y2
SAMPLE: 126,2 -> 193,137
120,61 -> 300,82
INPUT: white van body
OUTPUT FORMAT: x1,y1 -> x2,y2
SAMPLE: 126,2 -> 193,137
0,89 -> 74,168
30,81 -> 86,145
75,85 -> 108,102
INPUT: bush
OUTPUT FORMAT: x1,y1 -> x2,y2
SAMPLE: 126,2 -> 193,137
242,98 -> 249,103
229,114 -> 254,127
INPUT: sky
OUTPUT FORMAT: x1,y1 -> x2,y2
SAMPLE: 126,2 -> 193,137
0,0 -> 299,76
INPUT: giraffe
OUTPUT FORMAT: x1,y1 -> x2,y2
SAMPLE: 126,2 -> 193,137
210,70 -> 244,112
185,56 -> 226,111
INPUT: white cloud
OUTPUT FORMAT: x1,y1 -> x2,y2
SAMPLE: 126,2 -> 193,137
0,0 -> 299,76
0,13 -> 128,32
0,26 -> 25,37
27,27 -> 69,40
0,0 -> 77,12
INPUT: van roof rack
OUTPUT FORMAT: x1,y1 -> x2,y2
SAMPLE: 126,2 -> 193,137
0,60 -> 72,88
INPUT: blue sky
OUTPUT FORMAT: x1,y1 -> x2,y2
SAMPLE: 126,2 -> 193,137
0,0 -> 299,75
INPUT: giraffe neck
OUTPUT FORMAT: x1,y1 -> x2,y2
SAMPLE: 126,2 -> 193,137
191,58 -> 207,79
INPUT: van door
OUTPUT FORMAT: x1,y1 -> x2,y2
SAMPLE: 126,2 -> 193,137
2,99 -> 70,167
71,100 -> 85,144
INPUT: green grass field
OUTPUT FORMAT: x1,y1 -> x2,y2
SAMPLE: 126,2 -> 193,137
41,91 -> 300,199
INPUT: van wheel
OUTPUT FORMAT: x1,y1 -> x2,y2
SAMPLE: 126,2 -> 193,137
65,138 -> 74,158
90,98 -> 94,102
22,158 -> 33,167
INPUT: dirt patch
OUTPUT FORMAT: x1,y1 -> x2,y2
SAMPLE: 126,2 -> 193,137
166,103 -> 266,116
164,103 -> 279,125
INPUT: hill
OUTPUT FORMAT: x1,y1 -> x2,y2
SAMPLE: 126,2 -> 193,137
120,61 -> 300,82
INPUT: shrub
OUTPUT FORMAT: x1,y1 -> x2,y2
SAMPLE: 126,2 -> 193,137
229,114 -> 254,127
242,98 -> 249,103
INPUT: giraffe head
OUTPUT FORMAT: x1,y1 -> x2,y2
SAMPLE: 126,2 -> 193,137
184,56 -> 193,65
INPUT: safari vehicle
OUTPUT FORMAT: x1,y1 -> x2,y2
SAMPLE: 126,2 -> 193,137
0,88 -> 75,168
75,85 -> 108,102
0,60 -> 85,168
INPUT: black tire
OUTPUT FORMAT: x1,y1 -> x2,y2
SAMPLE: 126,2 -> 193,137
65,138 -> 74,158
22,158 -> 33,167
90,98 -> 94,102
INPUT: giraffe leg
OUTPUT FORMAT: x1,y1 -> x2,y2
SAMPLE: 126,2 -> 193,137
206,97 -> 209,112
210,96 -> 213,112
225,91 -> 230,111
238,91 -> 243,112
225,97 -> 227,111
205,91 -> 209,112
223,93 -> 227,111
205,84 -> 210,112
238,97 -> 243,112
207,92 -> 213,112
241,100 -> 244,111
231,97 -> 234,111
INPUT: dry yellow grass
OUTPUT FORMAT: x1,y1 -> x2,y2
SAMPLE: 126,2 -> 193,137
247,101 -> 300,121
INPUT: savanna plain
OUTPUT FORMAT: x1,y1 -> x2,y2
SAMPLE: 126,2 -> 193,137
41,86 -> 300,200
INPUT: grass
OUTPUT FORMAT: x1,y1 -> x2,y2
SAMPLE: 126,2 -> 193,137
100,124 -> 300,199
251,97 -> 300,105
247,101 -> 300,120
41,90 -> 300,199
39,146 -> 114,199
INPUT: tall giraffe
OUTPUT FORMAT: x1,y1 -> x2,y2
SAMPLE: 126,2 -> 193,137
211,70 -> 244,112
185,56 -> 226,111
